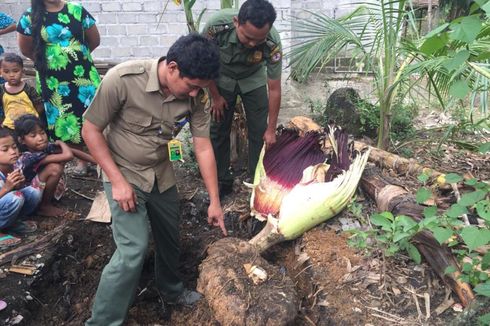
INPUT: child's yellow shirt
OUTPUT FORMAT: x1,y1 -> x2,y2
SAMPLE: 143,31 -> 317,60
1,83 -> 42,129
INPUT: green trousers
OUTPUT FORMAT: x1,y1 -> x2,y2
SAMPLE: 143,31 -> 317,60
211,84 -> 269,186
86,183 -> 183,326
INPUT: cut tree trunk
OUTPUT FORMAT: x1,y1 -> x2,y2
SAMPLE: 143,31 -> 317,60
360,167 -> 475,307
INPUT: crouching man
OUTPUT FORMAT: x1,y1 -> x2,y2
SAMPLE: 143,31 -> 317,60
82,33 -> 227,326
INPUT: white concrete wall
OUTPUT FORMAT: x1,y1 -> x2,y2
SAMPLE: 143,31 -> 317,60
0,0 -> 358,61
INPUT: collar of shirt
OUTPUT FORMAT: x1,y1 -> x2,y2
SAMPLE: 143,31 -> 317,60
229,29 -> 239,44
145,57 -> 177,103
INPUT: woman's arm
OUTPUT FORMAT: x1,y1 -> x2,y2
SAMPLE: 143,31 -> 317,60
17,33 -> 34,60
84,25 -> 100,52
0,23 -> 16,36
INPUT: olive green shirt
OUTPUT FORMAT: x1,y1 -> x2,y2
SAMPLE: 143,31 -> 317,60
202,9 -> 282,93
83,58 -> 210,193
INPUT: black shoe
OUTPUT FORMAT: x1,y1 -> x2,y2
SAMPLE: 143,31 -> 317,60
219,183 -> 233,200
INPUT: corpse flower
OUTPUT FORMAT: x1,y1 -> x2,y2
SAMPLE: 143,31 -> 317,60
249,124 -> 370,252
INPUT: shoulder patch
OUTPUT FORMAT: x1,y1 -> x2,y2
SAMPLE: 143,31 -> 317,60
117,65 -> 145,77
206,23 -> 233,39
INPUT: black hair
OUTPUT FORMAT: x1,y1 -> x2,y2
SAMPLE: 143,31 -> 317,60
0,127 -> 14,140
166,33 -> 220,80
31,0 -> 48,75
0,52 -> 24,68
238,0 -> 276,29
14,114 -> 45,139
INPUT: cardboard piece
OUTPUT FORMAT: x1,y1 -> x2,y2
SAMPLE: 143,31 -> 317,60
86,191 -> 111,223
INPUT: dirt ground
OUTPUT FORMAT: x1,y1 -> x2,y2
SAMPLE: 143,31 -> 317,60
0,131 -> 489,325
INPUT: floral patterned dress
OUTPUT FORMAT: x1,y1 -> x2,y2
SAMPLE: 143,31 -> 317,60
17,2 -> 101,144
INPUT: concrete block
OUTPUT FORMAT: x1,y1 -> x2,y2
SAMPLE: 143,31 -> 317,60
82,3 -> 101,14
139,35 -> 160,46
92,47 -> 111,59
125,24 -> 148,36
100,36 -> 119,47
137,13 -> 159,24
122,36 -> 139,46
111,47 -> 133,57
105,24 -> 127,36
117,13 -> 140,24
101,2 -> 121,12
122,2 -> 143,11
94,13 -> 118,25
144,2 -> 164,12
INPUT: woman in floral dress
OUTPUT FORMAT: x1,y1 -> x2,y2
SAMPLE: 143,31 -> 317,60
17,0 -> 101,175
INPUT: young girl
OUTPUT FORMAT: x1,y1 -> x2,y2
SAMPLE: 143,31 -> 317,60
17,0 -> 101,176
0,53 -> 44,129
0,127 -> 40,249
14,114 -> 73,217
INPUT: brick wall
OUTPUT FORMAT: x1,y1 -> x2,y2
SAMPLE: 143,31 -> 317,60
0,0 -> 357,62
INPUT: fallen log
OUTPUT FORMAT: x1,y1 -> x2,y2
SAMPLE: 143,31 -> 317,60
0,223 -> 67,266
360,168 -> 475,307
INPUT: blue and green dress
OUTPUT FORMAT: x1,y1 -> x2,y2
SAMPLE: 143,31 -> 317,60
17,2 -> 101,144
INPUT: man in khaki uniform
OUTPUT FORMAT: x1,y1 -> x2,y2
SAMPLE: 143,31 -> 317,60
82,34 -> 226,326
203,0 -> 282,197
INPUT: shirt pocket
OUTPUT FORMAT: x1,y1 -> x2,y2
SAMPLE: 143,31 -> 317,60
121,109 -> 153,135
220,51 -> 233,64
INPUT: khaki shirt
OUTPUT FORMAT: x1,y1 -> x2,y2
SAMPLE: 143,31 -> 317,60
203,9 -> 282,93
84,58 -> 210,193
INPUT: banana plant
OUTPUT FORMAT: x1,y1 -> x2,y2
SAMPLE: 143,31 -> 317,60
169,0 -> 239,32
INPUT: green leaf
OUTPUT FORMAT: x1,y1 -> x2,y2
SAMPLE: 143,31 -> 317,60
431,227 -> 453,245
423,206 -> 438,218
481,1 -> 490,15
417,173 -> 429,183
460,227 -> 490,251
445,173 -> 464,183
480,142 -> 490,153
474,283 -> 490,297
371,213 -> 393,231
446,204 -> 468,218
482,251 -> 490,270
407,243 -> 421,264
443,50 -> 470,71
462,262 -> 473,273
449,15 -> 482,43
450,79 -> 470,99
386,244 -> 399,256
425,23 -> 450,38
416,188 -> 432,204
476,200 -> 490,221
459,191 -> 487,207
393,232 -> 411,243
479,312 -> 490,325
465,178 -> 478,186
444,265 -> 457,274
396,215 -> 418,232
420,35 -> 447,55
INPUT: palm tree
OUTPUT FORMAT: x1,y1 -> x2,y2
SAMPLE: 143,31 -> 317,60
290,0 -> 490,149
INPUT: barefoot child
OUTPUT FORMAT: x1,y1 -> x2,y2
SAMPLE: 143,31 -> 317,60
0,53 -> 43,129
0,127 -> 41,249
14,115 -> 73,217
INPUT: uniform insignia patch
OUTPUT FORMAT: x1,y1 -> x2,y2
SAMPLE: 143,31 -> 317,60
248,50 -> 263,64
271,51 -> 282,63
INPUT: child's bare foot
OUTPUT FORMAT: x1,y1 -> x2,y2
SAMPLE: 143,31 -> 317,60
37,204 -> 66,217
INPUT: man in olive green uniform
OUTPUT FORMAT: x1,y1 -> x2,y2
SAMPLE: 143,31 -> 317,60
203,0 -> 282,197
82,34 -> 227,326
